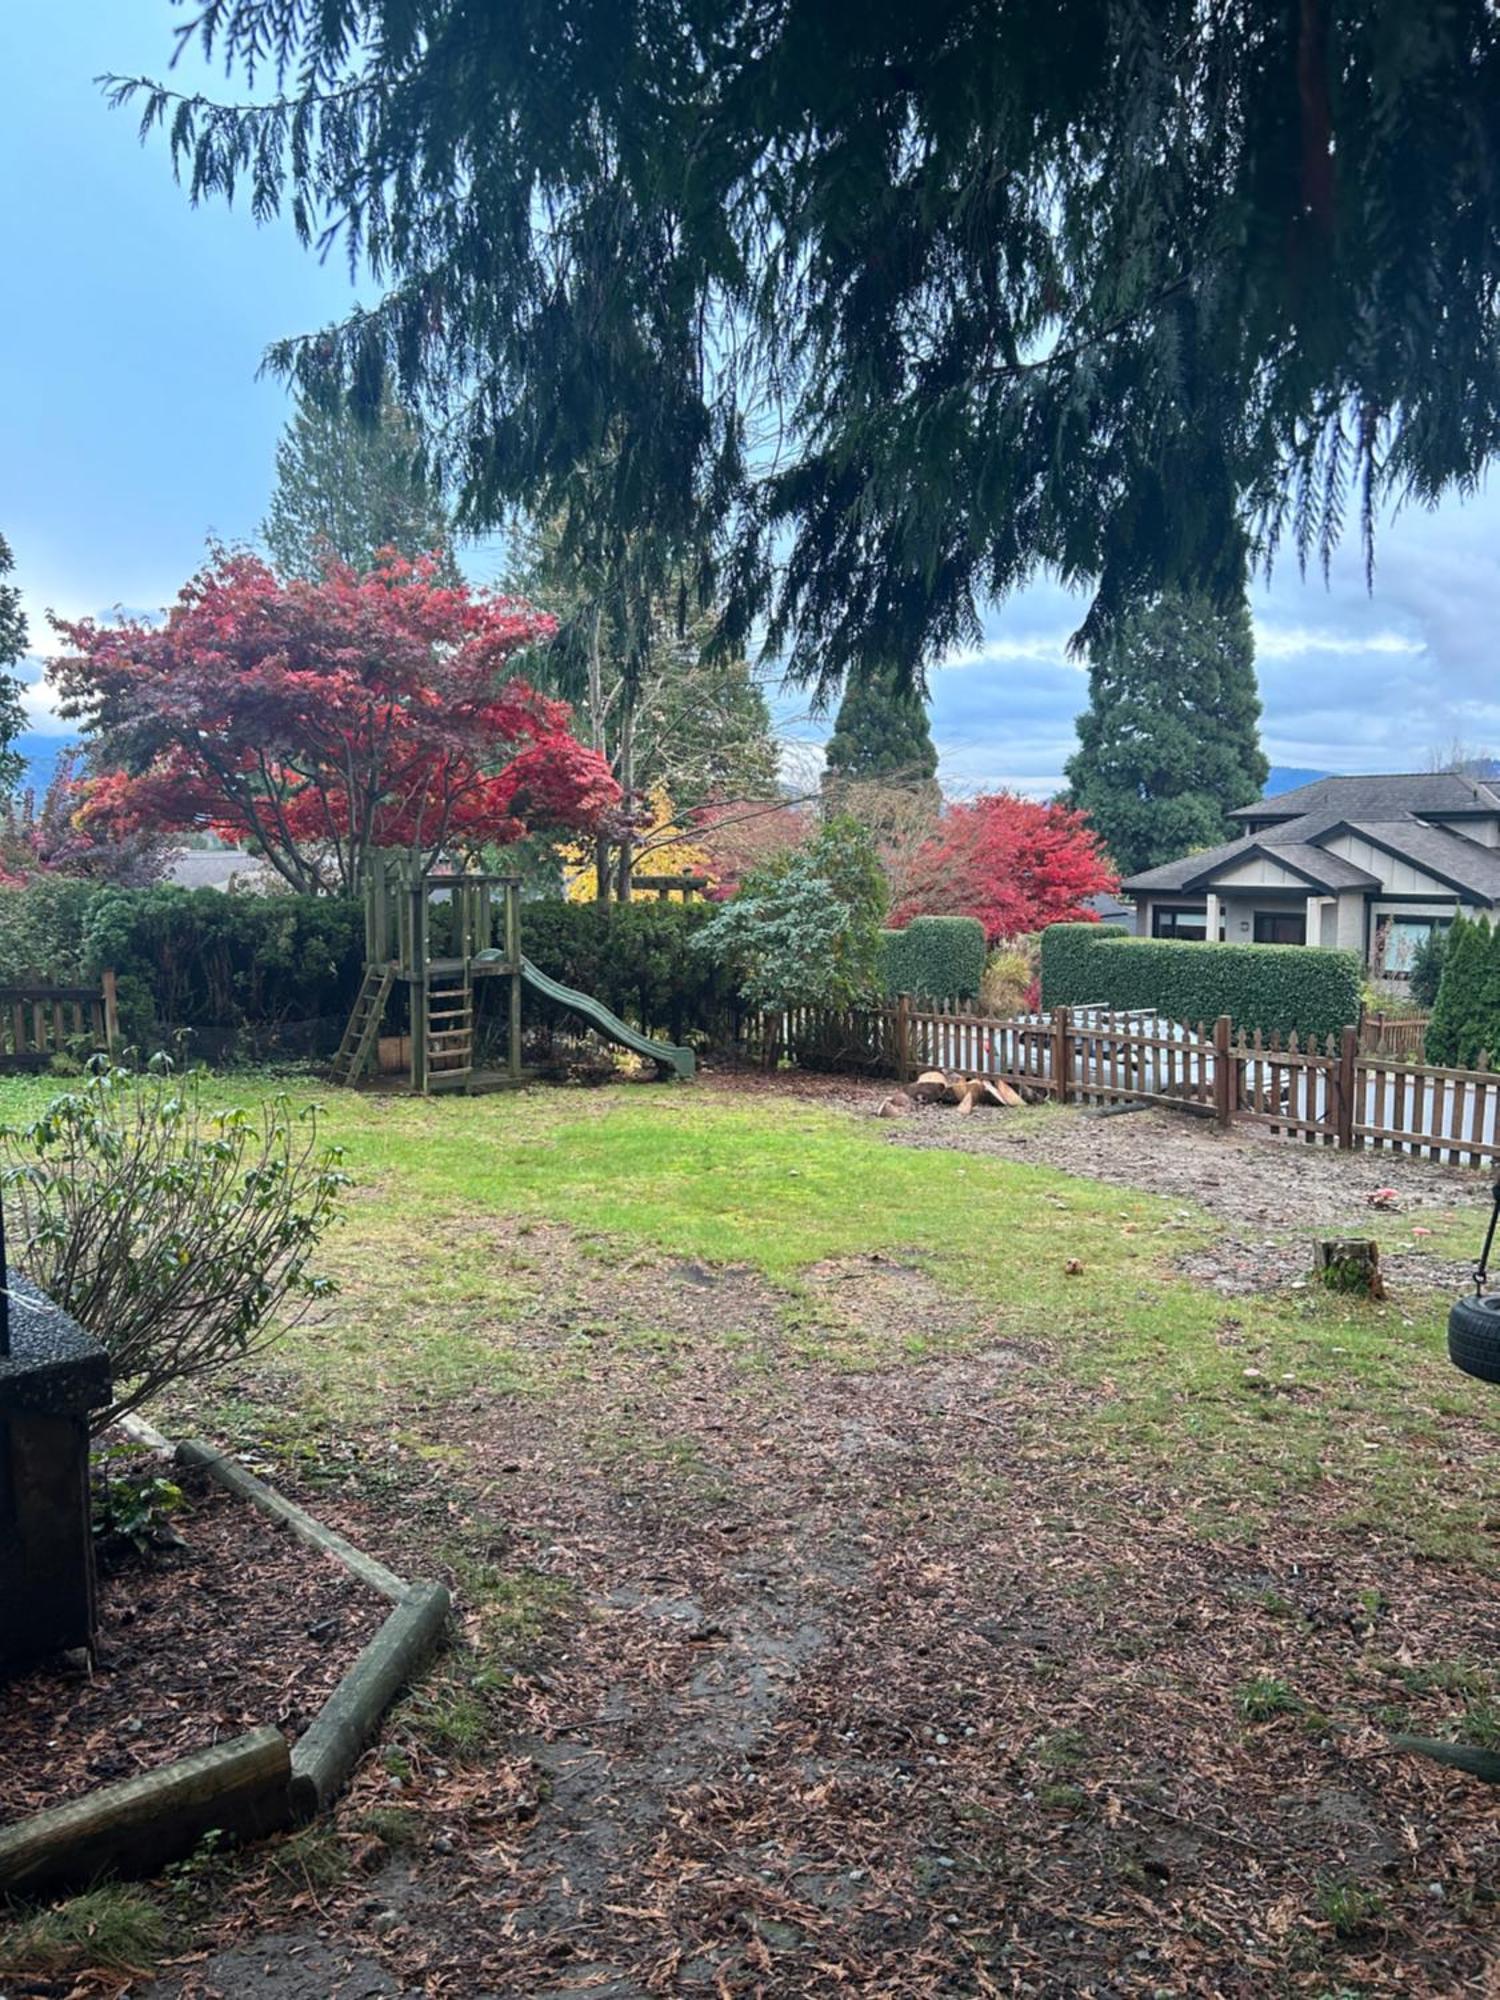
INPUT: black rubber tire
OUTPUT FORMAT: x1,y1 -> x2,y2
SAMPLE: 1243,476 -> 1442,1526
1448,1294 -> 1500,1384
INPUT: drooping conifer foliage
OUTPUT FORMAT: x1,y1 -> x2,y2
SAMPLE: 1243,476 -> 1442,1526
1065,592 -> 1269,877
109,4 -> 1500,696
48,551 -> 620,894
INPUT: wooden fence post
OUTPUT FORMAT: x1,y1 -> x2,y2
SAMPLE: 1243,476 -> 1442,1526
1212,1015 -> 1233,1128
1335,1024 -> 1358,1149
1052,1005 -> 1071,1104
101,969 -> 120,1055
895,993 -> 912,1083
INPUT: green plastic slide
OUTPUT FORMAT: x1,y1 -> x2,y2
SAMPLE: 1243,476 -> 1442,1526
516,955 -> 695,1078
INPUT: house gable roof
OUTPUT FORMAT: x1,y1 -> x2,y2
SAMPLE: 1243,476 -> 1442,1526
1329,819 -> 1500,901
1231,772 -> 1500,824
1180,841 -> 1380,894
1121,804 -> 1500,905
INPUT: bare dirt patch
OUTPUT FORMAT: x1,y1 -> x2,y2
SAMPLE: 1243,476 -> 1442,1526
0,1465 -> 384,1826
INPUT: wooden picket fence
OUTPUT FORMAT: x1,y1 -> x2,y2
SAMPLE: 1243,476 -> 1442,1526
751,994 -> 1500,1166
0,972 -> 119,1069
1358,1009 -> 1430,1061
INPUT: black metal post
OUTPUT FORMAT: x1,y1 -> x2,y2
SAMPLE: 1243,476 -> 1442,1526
0,1179 -> 10,1358
1474,1178 -> 1500,1297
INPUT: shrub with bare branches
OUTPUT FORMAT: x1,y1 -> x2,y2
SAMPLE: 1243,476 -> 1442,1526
0,1063 -> 349,1432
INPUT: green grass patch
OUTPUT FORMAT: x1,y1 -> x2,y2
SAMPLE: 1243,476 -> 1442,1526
0,1886 -> 166,1979
0,1073 -> 1491,1560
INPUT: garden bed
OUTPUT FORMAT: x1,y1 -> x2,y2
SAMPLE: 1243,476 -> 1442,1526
0,1460 -> 386,1827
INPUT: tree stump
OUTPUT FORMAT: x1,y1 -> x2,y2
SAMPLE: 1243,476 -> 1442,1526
1312,1238 -> 1386,1300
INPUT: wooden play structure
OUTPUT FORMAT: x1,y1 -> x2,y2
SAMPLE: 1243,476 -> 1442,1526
330,854 -> 694,1092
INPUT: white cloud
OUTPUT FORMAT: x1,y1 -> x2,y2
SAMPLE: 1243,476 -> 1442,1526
1251,622 -> 1425,661
20,675 -> 66,734
939,633 -> 1080,673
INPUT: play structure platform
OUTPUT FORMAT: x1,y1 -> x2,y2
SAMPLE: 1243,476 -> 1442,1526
330,858 -> 694,1093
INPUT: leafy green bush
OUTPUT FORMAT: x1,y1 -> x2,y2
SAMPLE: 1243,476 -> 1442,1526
0,877 -> 100,985
91,1439 -> 186,1566
881,916 -> 986,999
0,1061 -> 350,1431
1426,915 -> 1500,1069
0,882 -> 365,1054
694,815 -> 888,1010
1039,922 -> 1362,1039
82,888 -> 364,1048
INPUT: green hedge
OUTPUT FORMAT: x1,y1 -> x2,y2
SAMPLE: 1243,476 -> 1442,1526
1039,922 -> 1362,1039
520,899 -> 738,1043
880,917 -> 986,999
0,882 -> 742,1059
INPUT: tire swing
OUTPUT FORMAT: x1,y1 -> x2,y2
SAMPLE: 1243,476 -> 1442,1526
1448,1179 -> 1500,1384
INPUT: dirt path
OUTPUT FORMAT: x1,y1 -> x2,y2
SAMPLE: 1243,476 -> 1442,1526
138,1221 -> 1500,2000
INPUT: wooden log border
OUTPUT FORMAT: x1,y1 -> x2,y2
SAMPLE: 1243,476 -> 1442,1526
0,1425 -> 452,1893
0,1729 -> 293,1896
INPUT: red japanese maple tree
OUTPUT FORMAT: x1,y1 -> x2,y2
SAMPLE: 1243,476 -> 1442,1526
893,793 -> 1116,942
49,550 -> 620,894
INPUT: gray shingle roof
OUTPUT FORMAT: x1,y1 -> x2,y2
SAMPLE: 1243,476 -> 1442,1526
1121,828 -> 1380,895
1120,804 -> 1500,904
1232,772 -> 1500,822
1186,842 -> 1381,892
1339,819 -> 1500,900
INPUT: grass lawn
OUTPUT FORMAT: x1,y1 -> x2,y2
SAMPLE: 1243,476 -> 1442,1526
2,1072 -> 1498,1995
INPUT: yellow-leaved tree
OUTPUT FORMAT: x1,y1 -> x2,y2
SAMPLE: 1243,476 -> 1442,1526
561,787 -> 714,901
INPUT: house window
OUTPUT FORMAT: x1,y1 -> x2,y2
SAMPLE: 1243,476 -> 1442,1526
1253,911 -> 1306,945
1377,914 -> 1452,976
1153,905 -> 1207,941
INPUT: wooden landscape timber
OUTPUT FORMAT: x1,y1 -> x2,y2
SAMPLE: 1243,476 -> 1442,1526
4,1423 -> 453,1891
289,1580 -> 451,1819
0,1728 -> 293,1895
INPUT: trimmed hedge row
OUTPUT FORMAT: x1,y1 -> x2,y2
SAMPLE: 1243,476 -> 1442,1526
0,882 -> 737,1057
520,899 -> 738,1043
880,916 -> 986,1000
1039,922 -> 1363,1039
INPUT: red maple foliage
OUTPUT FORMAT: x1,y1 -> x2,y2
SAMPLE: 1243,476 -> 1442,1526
691,798 -> 815,898
48,550 -> 620,894
893,792 -> 1117,942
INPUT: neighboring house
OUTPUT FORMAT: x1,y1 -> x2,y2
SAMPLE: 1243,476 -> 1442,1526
1120,773 -> 1500,984
166,848 -> 275,893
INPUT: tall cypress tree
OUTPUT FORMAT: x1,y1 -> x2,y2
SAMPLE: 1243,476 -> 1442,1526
263,390 -> 456,581
824,666 -> 939,793
1065,592 -> 1268,877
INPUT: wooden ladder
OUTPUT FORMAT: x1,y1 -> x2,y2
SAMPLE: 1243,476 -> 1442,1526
426,968 -> 474,1092
330,965 -> 394,1087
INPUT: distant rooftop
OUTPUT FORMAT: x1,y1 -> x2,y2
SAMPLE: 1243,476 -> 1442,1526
1232,772 -> 1500,822
166,849 -> 273,892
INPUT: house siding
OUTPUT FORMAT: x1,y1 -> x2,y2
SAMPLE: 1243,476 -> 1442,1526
1208,855 -> 1311,891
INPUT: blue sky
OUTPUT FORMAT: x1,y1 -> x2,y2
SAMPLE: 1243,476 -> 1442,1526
2,0 -> 1492,796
